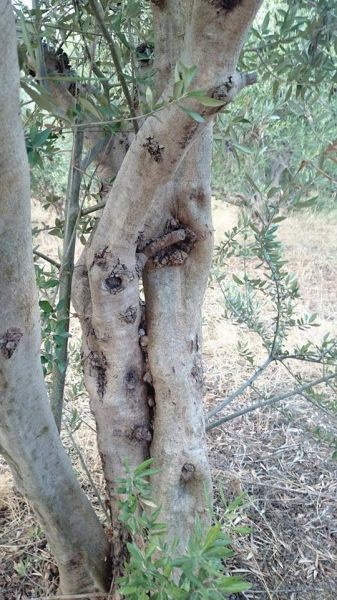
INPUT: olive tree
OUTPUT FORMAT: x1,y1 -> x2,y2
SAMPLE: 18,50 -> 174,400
0,0 -> 261,595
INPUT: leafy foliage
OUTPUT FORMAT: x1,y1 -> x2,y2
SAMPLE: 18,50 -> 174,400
116,460 -> 251,599
213,0 -> 337,208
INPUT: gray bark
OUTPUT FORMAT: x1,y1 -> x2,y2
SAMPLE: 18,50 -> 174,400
144,127 -> 214,542
72,0 -> 262,557
0,1 -> 110,594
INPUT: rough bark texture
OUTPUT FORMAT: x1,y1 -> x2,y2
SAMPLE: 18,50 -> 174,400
143,127 -> 214,542
0,1 -> 110,594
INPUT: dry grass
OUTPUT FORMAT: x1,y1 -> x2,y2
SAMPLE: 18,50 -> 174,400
204,204 -> 337,599
1,203 -> 337,599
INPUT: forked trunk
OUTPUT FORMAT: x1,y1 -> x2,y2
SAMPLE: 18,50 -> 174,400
72,0 -> 262,565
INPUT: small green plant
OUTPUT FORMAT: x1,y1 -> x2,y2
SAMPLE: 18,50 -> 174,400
116,460 -> 250,599
13,559 -> 30,578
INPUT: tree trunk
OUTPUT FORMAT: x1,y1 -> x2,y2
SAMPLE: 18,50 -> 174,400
0,2 -> 110,594
73,0 -> 262,560
144,126 -> 214,545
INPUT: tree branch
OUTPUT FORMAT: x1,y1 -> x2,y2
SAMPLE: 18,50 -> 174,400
50,121 -> 84,431
81,200 -> 106,216
207,356 -> 273,419
33,249 -> 61,269
0,2 -> 110,590
88,0 -> 138,134
142,229 -> 186,258
206,373 -> 337,431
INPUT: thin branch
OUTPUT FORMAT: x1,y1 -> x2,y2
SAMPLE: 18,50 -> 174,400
213,191 -> 248,207
73,0 -> 111,101
65,424 -> 109,520
81,200 -> 106,216
238,70 -> 258,91
33,249 -> 60,269
280,359 -> 337,422
50,122 -> 84,431
80,137 -> 107,172
206,373 -> 337,431
262,244 -> 282,357
277,353 -> 336,364
31,593 -> 112,600
32,0 -> 49,91
207,356 -> 273,419
88,0 -> 139,133
44,92 -> 191,134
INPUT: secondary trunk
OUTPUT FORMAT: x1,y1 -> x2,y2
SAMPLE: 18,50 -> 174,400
144,126 -> 214,544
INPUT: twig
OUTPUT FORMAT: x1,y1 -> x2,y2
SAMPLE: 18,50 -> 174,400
280,359 -> 337,423
65,424 -> 109,520
31,594 -> 112,600
33,249 -> 60,269
32,0 -> 49,91
262,244 -> 282,357
206,373 -> 337,431
207,356 -> 272,419
142,230 -> 186,258
277,352 -> 337,365
73,0 -> 111,101
242,587 -> 335,596
88,0 -> 138,133
81,137 -> 107,172
81,200 -> 106,216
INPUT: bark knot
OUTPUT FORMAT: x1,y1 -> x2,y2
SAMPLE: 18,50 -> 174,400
131,424 -> 152,442
191,354 -> 204,388
0,328 -> 23,359
136,42 -> 154,65
119,305 -> 137,324
181,463 -> 196,482
211,0 -> 243,11
125,368 -> 139,391
92,246 -> 112,270
143,136 -> 164,163
102,260 -> 134,294
180,120 -> 199,150
212,76 -> 234,103
105,274 -> 123,292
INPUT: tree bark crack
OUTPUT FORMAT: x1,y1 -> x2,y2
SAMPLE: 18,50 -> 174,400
88,350 -> 108,399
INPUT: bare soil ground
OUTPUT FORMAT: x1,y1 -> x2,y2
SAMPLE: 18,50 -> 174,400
1,202 -> 337,599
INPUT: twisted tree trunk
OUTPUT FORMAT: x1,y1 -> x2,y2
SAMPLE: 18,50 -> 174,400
73,0 -> 261,564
